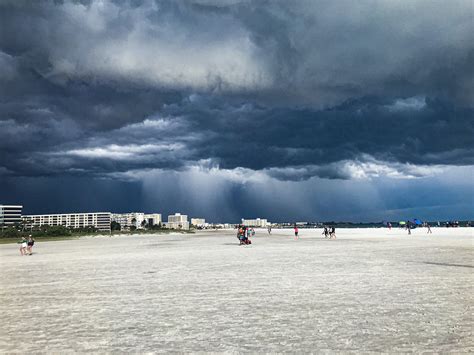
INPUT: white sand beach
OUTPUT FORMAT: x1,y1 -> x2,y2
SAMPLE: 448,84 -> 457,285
0,227 -> 472,352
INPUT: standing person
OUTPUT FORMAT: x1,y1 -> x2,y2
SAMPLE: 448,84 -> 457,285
330,226 -> 336,239
18,236 -> 27,256
294,225 -> 299,239
407,221 -> 411,235
237,225 -> 244,244
27,235 -> 35,255
244,227 -> 252,244
388,222 -> 392,230
267,225 -> 272,235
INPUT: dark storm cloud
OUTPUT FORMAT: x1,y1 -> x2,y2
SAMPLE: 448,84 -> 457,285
167,95 -> 473,172
0,0 -> 473,181
2,94 -> 472,180
2,0 -> 472,102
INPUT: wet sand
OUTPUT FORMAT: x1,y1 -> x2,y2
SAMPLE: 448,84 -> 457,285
0,227 -> 472,352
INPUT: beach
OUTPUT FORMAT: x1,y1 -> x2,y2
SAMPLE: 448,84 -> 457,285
0,227 -> 472,352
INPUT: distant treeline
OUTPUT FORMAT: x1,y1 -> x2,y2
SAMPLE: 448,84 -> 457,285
0,224 -> 193,239
0,225 -> 105,239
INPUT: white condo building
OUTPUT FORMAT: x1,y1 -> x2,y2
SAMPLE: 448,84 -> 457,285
241,218 -> 268,227
166,213 -> 189,230
24,212 -> 111,232
111,212 -> 145,230
111,213 -> 162,230
191,218 -> 206,227
144,213 -> 162,227
0,205 -> 23,227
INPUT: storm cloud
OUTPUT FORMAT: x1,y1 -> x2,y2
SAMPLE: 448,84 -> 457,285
0,0 -> 473,220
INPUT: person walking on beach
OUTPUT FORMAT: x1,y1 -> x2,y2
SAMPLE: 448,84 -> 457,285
426,223 -> 432,234
294,225 -> 299,239
330,226 -> 336,239
18,236 -> 27,256
322,227 -> 329,238
27,235 -> 35,255
267,225 -> 272,235
407,221 -> 411,235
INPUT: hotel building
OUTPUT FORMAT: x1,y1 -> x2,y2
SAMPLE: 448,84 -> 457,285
24,212 -> 111,232
241,218 -> 268,228
111,213 -> 162,230
0,205 -> 23,227
166,213 -> 189,230
111,212 -> 145,230
191,218 -> 206,227
144,213 -> 162,227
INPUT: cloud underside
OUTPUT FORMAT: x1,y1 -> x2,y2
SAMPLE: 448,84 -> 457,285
0,0 -> 473,183
1,96 -> 473,181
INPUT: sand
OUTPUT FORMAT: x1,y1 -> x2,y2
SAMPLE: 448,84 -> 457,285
0,227 -> 472,353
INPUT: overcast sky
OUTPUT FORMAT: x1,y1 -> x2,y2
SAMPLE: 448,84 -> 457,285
0,0 -> 473,222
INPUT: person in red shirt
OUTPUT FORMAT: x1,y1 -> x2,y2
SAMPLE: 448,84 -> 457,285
294,225 -> 299,239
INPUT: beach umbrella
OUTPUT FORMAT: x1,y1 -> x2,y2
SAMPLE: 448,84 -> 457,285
413,219 -> 423,225
399,221 -> 406,225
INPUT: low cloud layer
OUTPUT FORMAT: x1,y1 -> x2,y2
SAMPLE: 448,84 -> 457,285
1,95 -> 472,179
0,0 -> 473,219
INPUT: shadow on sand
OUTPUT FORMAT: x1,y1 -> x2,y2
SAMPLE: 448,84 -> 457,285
422,261 -> 474,269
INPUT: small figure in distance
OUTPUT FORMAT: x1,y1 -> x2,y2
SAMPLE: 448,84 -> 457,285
322,227 -> 329,238
294,224 -> 299,239
329,226 -> 336,239
18,236 -> 27,256
244,227 -> 252,245
426,223 -> 432,234
27,235 -> 35,255
237,225 -> 244,244
407,221 -> 411,235
267,225 -> 272,235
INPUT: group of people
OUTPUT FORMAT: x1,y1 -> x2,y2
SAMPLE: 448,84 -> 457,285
405,222 -> 432,235
240,224 -> 339,244
292,225 -> 336,240
237,225 -> 255,245
322,226 -> 336,239
18,236 -> 35,256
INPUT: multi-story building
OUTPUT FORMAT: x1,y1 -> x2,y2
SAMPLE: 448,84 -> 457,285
241,218 -> 268,228
166,213 -> 189,230
143,213 -> 162,227
111,212 -> 162,230
191,218 -> 206,227
24,212 -> 111,232
111,212 -> 145,230
0,205 -> 23,227
295,221 -> 308,226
